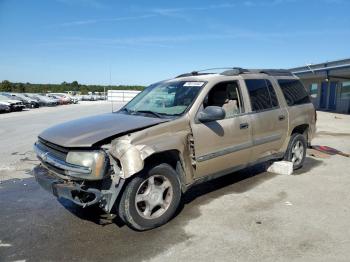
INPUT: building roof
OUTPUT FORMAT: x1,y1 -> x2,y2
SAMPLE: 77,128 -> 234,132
290,58 -> 350,80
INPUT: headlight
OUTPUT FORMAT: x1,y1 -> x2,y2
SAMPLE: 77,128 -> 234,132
66,151 -> 107,180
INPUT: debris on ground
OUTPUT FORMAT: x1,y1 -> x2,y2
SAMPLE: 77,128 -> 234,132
307,148 -> 331,159
267,161 -> 293,175
311,145 -> 350,158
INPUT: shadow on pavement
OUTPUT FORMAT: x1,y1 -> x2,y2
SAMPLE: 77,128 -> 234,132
61,163 -> 275,228
294,157 -> 323,175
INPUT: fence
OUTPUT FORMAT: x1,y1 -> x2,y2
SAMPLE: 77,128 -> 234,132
107,90 -> 140,102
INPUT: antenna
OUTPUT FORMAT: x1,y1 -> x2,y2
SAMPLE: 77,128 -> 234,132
306,63 -> 315,75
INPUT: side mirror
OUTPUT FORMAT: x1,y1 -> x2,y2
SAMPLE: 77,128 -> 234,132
198,106 -> 226,123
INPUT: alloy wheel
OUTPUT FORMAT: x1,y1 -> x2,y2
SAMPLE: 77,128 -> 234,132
291,141 -> 304,166
135,175 -> 173,219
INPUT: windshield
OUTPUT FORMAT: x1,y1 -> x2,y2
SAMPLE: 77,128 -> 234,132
121,81 -> 204,117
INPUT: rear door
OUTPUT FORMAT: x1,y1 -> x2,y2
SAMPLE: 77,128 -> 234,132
191,81 -> 252,178
245,79 -> 288,162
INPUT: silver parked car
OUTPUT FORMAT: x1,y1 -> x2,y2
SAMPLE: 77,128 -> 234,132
0,94 -> 25,111
0,102 -> 11,113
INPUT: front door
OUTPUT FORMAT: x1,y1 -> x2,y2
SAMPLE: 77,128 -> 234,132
191,81 -> 252,178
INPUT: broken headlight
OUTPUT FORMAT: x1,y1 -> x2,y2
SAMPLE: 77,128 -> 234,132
66,151 -> 107,180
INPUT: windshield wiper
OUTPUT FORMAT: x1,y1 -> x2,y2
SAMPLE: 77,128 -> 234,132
134,110 -> 163,118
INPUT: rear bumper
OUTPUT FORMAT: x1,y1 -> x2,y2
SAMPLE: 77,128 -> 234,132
33,165 -> 102,207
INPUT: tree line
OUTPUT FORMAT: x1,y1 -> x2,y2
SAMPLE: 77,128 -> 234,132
0,80 -> 145,94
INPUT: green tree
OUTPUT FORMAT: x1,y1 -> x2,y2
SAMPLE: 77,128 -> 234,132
0,80 -> 12,92
71,81 -> 79,87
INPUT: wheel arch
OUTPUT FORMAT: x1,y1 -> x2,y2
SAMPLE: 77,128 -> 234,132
142,150 -> 187,192
291,123 -> 309,136
290,123 -> 311,146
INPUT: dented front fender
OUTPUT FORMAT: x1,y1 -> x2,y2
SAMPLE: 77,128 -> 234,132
108,137 -> 154,178
107,117 -> 195,186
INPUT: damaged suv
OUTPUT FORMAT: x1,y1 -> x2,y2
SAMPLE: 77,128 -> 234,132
33,68 -> 316,230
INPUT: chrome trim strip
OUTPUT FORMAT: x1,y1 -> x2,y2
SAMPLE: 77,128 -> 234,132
197,141 -> 253,162
34,143 -> 91,174
196,133 -> 282,162
253,133 -> 282,146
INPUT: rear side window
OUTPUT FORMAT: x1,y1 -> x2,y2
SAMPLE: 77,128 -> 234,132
245,79 -> 279,111
278,79 -> 311,106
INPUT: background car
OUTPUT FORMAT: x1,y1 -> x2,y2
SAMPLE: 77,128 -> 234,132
0,94 -> 25,111
2,93 -> 39,108
11,93 -> 40,108
81,94 -> 94,101
0,102 -> 11,113
69,95 -> 79,104
46,94 -> 70,105
49,93 -> 77,104
1,93 -> 31,108
25,94 -> 59,106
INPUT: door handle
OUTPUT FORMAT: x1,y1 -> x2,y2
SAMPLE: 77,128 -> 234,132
240,123 -> 249,129
278,115 -> 286,121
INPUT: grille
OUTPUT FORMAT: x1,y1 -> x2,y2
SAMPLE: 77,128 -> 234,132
42,161 -> 66,176
37,137 -> 68,161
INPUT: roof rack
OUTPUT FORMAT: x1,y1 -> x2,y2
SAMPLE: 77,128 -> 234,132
221,68 -> 249,76
221,68 -> 294,77
175,71 -> 212,78
176,68 -> 294,78
258,69 -> 294,76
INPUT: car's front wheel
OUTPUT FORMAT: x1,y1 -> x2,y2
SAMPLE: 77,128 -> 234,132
118,163 -> 181,231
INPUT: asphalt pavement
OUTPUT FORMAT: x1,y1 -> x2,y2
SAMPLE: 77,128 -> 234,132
1,104 -> 350,262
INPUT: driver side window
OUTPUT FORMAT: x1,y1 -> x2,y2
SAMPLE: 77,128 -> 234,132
204,81 -> 244,119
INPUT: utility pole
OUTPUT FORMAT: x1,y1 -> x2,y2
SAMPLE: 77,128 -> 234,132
109,63 -> 113,112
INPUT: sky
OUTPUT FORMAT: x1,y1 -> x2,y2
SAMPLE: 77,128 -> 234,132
0,0 -> 349,86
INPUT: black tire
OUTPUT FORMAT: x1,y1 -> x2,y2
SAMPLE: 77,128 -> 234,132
284,133 -> 307,170
118,163 -> 182,231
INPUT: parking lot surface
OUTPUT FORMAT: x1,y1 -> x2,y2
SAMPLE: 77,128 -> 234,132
1,105 -> 350,262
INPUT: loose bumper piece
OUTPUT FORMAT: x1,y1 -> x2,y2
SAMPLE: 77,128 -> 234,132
33,165 -> 102,207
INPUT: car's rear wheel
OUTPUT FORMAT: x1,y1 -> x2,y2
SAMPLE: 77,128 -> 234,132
284,133 -> 307,170
118,163 -> 181,231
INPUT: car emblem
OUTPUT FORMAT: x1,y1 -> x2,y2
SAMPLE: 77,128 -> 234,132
41,152 -> 49,162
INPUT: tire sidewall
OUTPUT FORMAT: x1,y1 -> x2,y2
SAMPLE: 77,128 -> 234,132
120,163 -> 182,231
285,133 -> 307,170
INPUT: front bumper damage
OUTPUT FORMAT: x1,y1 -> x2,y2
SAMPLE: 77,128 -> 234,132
33,140 -> 126,212
32,165 -> 124,212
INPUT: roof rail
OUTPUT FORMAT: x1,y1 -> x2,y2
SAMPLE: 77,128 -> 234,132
176,71 -> 200,78
221,68 -> 249,76
176,68 -> 294,78
176,67 -> 239,78
258,69 -> 294,76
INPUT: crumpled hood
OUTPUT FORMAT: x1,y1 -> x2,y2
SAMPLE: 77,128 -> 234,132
39,113 -> 169,148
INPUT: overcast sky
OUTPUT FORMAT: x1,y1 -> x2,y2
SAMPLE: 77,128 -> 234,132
0,0 -> 349,85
